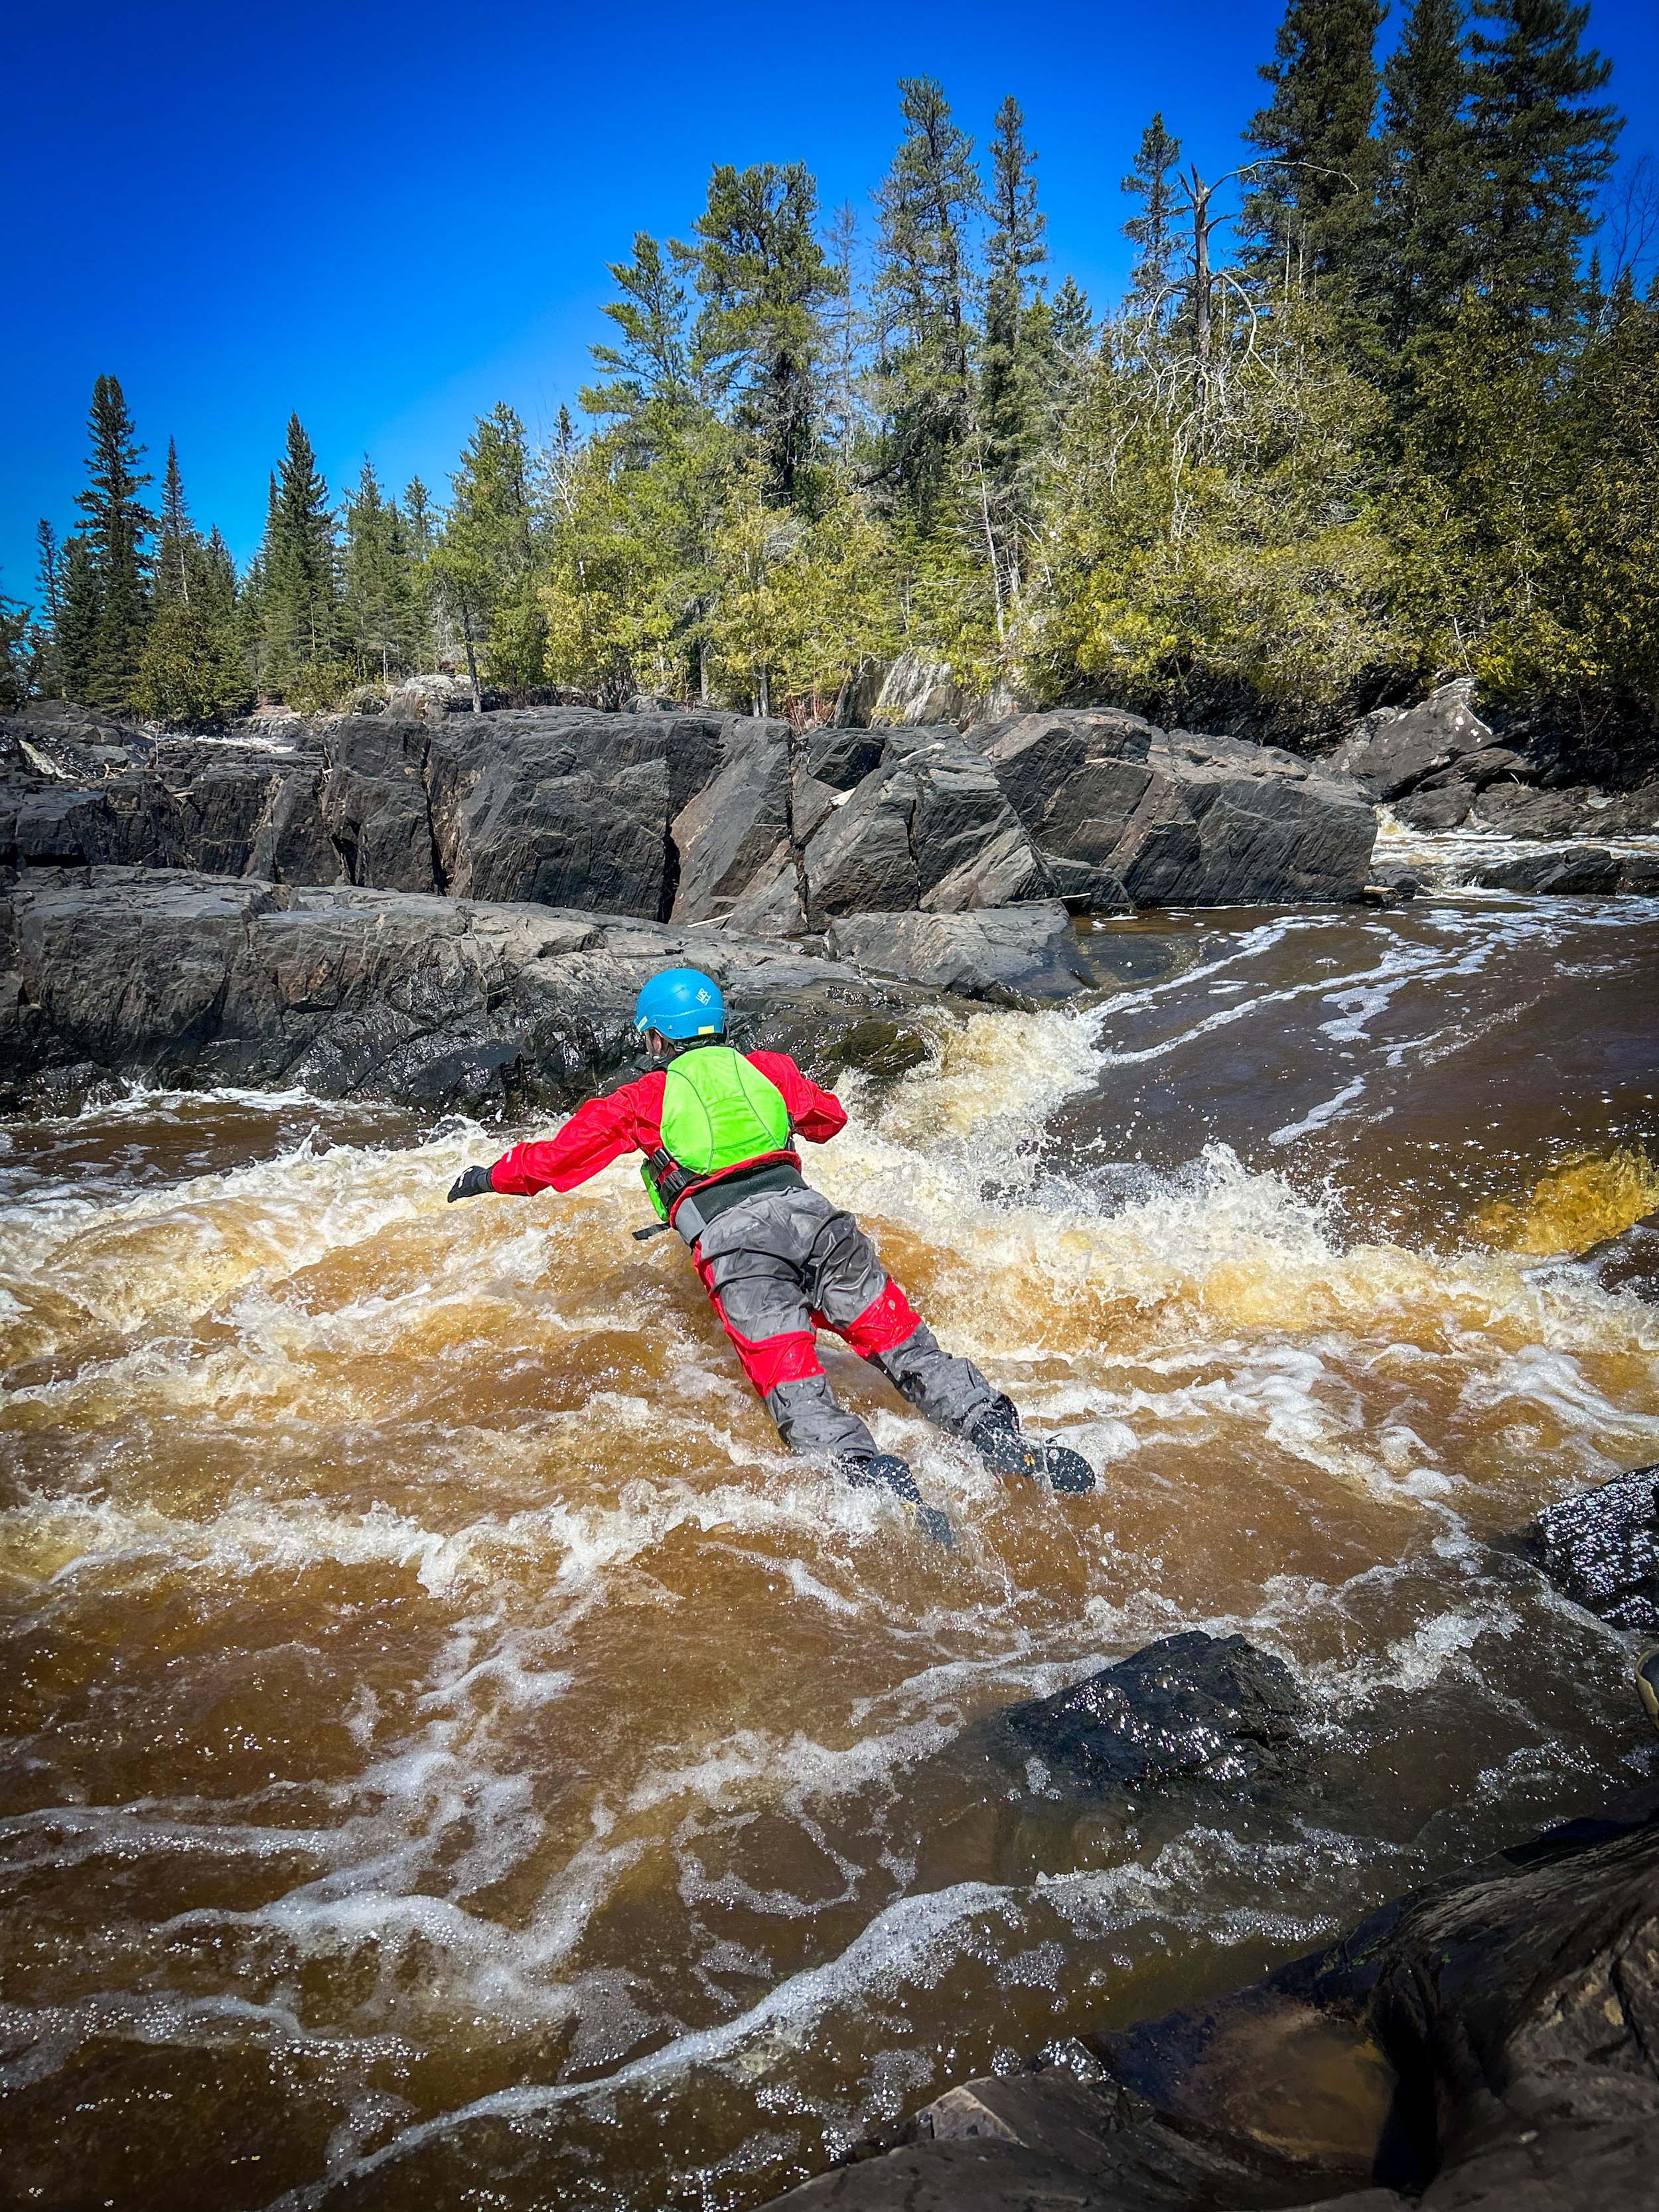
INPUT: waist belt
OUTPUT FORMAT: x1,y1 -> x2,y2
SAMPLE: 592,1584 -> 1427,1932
671,1158 -> 805,1244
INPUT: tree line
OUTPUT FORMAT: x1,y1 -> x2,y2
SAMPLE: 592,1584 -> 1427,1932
4,0 -> 1653,751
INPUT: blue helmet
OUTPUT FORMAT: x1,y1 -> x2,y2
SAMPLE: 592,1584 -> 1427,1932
633,966 -> 725,1041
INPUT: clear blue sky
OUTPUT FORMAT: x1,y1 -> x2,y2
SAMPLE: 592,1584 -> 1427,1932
3,0 -> 1655,601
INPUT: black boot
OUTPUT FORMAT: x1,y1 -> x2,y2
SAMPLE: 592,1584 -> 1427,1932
842,1453 -> 955,1548
968,1396 -> 1096,1495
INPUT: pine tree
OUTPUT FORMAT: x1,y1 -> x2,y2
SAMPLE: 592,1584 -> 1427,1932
823,203 -> 869,455
74,374 -> 153,708
1122,113 -> 1185,324
239,475 -> 278,696
581,232 -> 700,456
154,438 -> 195,606
691,161 -> 835,507
873,75 -> 981,522
340,459 -> 419,682
401,477 -> 438,670
56,536 -> 102,705
1382,0 -> 1480,359
1469,0 -> 1620,330
0,580 -> 31,709
1244,0 -> 1388,318
31,521 -> 64,696
977,97 -> 1048,624
135,440 -> 248,724
430,404 -> 546,707
262,415 -> 339,695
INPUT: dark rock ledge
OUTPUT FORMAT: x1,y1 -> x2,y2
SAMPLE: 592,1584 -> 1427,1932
0,867 -> 939,1116
764,1788 -> 1659,2212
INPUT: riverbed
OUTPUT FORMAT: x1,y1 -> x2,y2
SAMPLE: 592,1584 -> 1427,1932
3,887 -> 1658,2211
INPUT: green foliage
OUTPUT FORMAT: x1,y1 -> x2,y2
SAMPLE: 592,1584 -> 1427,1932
1469,0 -> 1620,330
262,415 -> 338,695
1244,0 -> 1388,324
29,20 -> 1653,760
1039,305 -> 1421,728
133,440 -> 248,723
0,581 -> 31,709
431,404 -> 547,702
874,76 -> 981,526
74,375 -> 153,709
691,162 -> 836,506
1381,0 -> 1480,364
1123,113 -> 1185,323
340,460 -> 423,682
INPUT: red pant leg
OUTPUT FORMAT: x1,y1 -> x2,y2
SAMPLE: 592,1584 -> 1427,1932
828,1276 -> 924,1361
695,1252 -> 825,1398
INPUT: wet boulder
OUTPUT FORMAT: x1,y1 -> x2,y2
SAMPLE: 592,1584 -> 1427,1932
997,1631 -> 1307,1792
800,726 -> 1044,925
1471,845 -> 1622,895
1524,1463 -> 1659,1633
1578,1211 -> 1659,1301
764,1793 -> 1659,2212
1330,680 -> 1494,802
1473,784 -> 1596,839
826,902 -> 1095,1002
1393,782 -> 1474,831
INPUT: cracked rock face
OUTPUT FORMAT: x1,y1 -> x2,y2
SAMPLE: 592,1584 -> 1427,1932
1,702 -> 1377,926
0,868 -> 920,1116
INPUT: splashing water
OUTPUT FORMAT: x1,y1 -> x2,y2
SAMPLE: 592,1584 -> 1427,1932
1,897 -> 1657,2211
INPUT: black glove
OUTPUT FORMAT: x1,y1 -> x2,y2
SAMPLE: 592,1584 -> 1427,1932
447,1164 -> 495,1203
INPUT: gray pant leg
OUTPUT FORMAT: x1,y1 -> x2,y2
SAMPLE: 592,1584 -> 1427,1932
874,1323 -> 999,1435
765,1374 -> 878,1461
699,1191 -> 878,1463
800,1204 -> 1000,1438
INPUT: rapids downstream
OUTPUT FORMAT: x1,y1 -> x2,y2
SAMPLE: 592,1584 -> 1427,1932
3,886 -> 1659,2211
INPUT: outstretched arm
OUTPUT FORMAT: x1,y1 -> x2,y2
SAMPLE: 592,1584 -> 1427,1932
447,1072 -> 667,1201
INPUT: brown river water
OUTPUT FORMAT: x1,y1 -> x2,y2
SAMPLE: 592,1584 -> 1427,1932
3,885 -> 1658,2211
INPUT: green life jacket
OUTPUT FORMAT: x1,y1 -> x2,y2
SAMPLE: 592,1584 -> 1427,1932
642,1045 -> 793,1226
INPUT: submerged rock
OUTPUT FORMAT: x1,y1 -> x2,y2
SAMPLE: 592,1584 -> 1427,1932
764,1793 -> 1659,2212
997,1631 -> 1307,1792
1525,1463 -> 1659,1633
1578,1210 -> 1659,1301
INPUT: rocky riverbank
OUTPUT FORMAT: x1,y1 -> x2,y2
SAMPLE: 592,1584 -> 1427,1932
764,1781 -> 1659,2211
1,697 -> 1378,924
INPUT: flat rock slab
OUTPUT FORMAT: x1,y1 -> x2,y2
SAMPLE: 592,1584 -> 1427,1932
0,867 -> 924,1116
1471,845 -> 1623,895
826,902 -> 1096,1001
997,1631 -> 1307,1792
1524,1462 -> 1659,1633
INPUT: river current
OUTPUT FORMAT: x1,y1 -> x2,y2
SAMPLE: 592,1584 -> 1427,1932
3,885 -> 1658,2210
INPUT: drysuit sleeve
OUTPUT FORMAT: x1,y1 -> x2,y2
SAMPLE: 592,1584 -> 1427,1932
746,1052 -> 848,1144
488,1070 -> 668,1195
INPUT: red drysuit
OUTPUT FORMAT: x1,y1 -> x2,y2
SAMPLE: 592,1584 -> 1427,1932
487,1053 -> 924,1402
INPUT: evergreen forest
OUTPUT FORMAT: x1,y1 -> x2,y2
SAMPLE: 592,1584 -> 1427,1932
5,0 -> 1654,757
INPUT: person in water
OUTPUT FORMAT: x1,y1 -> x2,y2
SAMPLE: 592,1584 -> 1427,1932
447,965 -> 1094,1530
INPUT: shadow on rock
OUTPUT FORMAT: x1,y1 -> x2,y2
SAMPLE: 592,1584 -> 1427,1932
763,1789 -> 1659,2211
